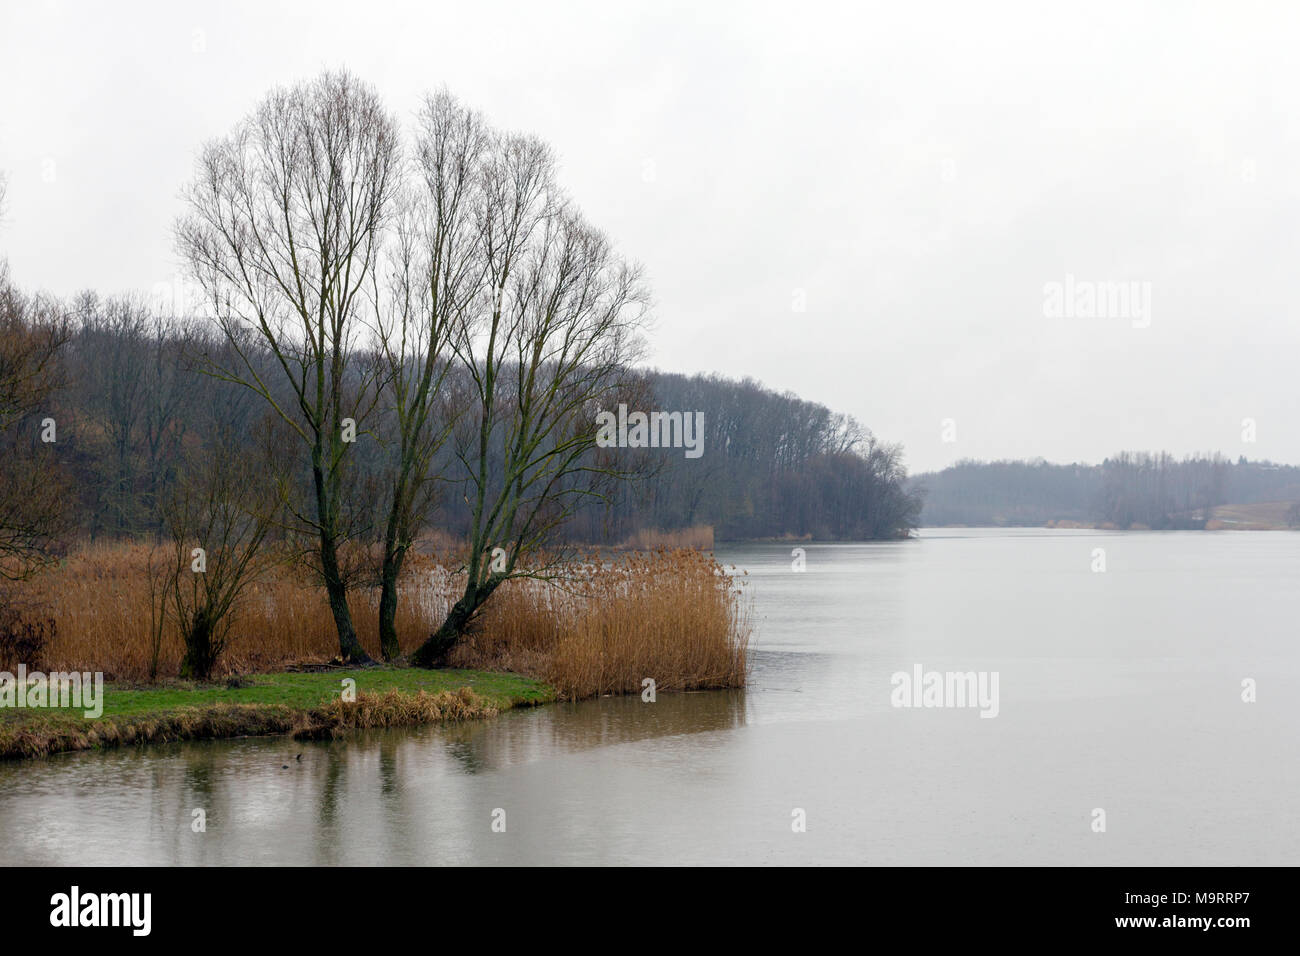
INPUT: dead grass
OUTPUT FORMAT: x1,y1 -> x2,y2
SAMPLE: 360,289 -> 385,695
446,548 -> 750,699
299,687 -> 496,738
8,540 -> 442,677
613,524 -> 714,551
1210,501 -> 1296,530
9,541 -> 750,700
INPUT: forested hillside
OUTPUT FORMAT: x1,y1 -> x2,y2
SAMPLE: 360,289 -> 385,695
11,288 -> 920,548
575,372 -> 922,541
913,455 -> 1300,528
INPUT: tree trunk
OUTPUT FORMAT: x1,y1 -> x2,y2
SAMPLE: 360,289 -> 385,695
411,596 -> 474,667
319,532 -> 373,665
180,614 -> 215,680
411,577 -> 500,668
377,551 -> 402,661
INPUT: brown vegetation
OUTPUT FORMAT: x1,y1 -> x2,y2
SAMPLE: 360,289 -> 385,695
445,548 -> 748,699
0,261 -> 71,583
299,688 -> 495,738
14,542 -> 749,699
1209,501 -> 1298,530
614,524 -> 714,551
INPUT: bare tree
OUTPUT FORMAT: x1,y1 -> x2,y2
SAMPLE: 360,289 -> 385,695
161,433 -> 277,679
70,294 -> 153,534
0,262 -> 71,581
176,70 -> 401,664
366,93 -> 487,659
411,128 -> 649,667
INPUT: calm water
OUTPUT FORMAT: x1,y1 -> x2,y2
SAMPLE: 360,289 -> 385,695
2,528 -> 1297,865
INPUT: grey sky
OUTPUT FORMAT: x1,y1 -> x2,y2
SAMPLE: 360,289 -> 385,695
2,0 -> 1296,472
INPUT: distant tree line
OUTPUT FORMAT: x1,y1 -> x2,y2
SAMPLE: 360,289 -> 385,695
5,304 -> 922,549
573,372 -> 921,541
913,454 -> 1300,528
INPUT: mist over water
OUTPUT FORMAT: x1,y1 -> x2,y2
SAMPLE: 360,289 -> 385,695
2,528 -> 1295,865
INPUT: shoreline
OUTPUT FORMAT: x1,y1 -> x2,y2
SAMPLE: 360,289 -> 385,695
0,667 -> 556,761
920,521 -> 1298,532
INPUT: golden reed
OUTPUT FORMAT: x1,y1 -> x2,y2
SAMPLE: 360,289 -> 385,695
9,542 -> 749,699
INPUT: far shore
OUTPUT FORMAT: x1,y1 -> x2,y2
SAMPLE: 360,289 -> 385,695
922,521 -> 1296,531
918,500 -> 1299,533
921,501 -> 1299,532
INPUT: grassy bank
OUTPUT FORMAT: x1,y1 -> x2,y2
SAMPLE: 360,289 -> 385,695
0,667 -> 554,761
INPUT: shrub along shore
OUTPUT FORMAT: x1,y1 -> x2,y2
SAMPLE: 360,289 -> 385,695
0,667 -> 554,760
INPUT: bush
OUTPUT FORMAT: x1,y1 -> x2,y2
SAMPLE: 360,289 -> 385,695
0,598 -> 56,672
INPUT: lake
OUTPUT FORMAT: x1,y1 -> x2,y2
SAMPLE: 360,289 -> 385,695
2,528 -> 1296,865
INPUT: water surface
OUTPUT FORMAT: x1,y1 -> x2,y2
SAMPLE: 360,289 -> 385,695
2,528 -> 1296,865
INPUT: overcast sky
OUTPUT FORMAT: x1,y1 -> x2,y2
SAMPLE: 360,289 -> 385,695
1,0 -> 1297,472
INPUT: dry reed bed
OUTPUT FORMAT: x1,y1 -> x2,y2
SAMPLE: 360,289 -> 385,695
6,542 -> 750,700
302,688 -> 495,737
613,524 -> 715,551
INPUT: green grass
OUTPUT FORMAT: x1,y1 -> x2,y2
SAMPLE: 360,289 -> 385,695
81,668 -> 553,717
0,668 -> 555,760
